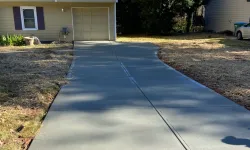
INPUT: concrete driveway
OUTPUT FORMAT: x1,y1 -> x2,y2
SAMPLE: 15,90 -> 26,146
30,41 -> 250,150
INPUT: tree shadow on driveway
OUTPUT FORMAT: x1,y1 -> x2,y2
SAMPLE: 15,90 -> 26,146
222,136 -> 250,148
30,41 -> 250,150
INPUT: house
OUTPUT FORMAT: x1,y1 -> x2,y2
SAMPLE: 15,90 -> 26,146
0,0 -> 118,42
205,0 -> 250,32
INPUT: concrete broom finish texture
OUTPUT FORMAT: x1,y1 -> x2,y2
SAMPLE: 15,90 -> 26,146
29,41 -> 250,150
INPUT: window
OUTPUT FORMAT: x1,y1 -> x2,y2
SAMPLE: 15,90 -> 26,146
20,6 -> 38,30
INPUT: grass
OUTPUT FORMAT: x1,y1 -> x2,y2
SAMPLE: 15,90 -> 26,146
118,33 -> 250,109
0,43 -> 73,150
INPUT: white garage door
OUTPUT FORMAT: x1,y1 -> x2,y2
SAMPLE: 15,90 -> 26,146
73,8 -> 109,41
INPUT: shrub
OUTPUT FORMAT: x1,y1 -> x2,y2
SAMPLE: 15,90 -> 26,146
173,16 -> 187,33
0,34 -> 26,46
191,26 -> 205,32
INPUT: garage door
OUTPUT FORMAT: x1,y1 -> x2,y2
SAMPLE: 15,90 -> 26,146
73,8 -> 109,41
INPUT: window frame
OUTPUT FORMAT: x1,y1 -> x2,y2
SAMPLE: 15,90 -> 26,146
20,6 -> 38,31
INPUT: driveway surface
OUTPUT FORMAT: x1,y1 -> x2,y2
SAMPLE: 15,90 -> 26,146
30,41 -> 250,150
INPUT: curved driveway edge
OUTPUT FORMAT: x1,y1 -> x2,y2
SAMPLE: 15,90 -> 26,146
29,41 -> 250,150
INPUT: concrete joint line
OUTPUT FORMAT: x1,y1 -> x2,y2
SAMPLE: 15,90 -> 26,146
67,54 -> 76,80
127,74 -> 191,150
113,45 -> 191,150
120,62 -> 131,77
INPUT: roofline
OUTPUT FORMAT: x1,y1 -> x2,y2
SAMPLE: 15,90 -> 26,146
54,0 -> 118,2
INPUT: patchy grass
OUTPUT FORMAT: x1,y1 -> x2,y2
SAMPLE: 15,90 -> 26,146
0,44 -> 73,150
118,33 -> 250,109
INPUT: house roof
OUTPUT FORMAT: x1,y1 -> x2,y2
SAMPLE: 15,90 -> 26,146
0,0 -> 118,2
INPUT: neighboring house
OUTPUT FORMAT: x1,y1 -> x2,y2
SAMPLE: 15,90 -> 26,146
0,0 -> 118,41
205,0 -> 250,32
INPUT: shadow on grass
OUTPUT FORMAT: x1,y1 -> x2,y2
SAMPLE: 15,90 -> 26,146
119,33 -> 231,40
218,38 -> 250,48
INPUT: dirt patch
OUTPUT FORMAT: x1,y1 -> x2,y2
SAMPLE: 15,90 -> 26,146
118,33 -> 250,110
0,44 -> 73,150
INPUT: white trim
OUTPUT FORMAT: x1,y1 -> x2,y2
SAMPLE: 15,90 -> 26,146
114,3 -> 117,41
108,8 -> 110,40
20,6 -> 38,31
71,7 -> 110,41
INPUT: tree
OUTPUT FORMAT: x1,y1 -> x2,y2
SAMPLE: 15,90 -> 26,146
138,0 -> 184,35
116,0 -> 209,35
117,0 -> 142,34
183,0 -> 208,33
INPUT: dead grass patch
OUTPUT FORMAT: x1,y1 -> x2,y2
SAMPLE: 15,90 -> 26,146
0,43 -> 73,150
118,33 -> 250,109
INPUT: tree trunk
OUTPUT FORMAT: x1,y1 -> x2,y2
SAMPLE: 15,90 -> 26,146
186,11 -> 193,33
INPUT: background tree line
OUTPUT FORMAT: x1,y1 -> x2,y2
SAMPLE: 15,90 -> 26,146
117,0 -> 210,35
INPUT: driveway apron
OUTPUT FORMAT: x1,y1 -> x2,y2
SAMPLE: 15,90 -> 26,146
29,41 -> 250,150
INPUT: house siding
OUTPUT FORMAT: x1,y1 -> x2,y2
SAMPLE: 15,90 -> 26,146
0,2 -> 115,41
205,0 -> 250,32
